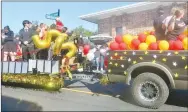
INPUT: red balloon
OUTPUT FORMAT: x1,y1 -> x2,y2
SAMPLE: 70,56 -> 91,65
150,31 -> 155,35
115,35 -> 123,44
177,34 -> 185,41
149,42 -> 158,50
104,57 -> 108,68
138,33 -> 147,42
168,40 -> 175,50
174,40 -> 183,50
17,52 -> 22,56
131,39 -> 140,49
83,45 -> 90,55
110,42 -> 120,50
83,51 -> 88,55
119,43 -> 127,50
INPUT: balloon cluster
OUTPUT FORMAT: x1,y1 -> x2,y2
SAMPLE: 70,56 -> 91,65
32,30 -> 77,58
109,29 -> 188,51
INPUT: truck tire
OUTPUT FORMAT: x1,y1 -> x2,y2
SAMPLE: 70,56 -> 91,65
131,72 -> 169,109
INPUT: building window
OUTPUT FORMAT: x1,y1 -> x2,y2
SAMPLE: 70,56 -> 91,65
116,27 -> 122,36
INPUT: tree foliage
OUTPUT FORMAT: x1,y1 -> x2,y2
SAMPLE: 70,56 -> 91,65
68,25 -> 97,41
72,25 -> 96,37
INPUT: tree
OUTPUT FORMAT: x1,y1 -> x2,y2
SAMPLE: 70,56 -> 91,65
68,25 -> 96,42
72,26 -> 96,37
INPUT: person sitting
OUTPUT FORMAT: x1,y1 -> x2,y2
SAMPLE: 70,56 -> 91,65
166,8 -> 186,40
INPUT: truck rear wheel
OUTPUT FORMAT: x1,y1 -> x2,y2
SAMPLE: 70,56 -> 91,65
131,72 -> 169,109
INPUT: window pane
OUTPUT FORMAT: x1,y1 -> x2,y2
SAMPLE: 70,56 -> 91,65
116,27 -> 122,35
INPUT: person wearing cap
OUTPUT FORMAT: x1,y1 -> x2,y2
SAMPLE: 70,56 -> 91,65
153,5 -> 166,40
56,17 -> 64,32
19,20 -> 36,61
2,26 -> 17,61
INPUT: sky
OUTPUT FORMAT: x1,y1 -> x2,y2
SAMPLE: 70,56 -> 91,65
2,2 -> 136,34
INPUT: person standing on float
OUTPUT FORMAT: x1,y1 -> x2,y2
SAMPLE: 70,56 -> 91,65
47,17 -> 64,60
56,16 -> 64,32
153,6 -> 166,40
37,23 -> 48,59
166,8 -> 186,40
162,7 -> 177,36
19,20 -> 36,61
2,26 -> 16,61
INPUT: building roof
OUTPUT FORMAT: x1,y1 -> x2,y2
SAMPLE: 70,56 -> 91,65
79,2 -> 183,24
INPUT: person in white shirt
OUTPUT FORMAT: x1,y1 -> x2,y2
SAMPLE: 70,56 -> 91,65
99,45 -> 107,72
37,23 -> 48,59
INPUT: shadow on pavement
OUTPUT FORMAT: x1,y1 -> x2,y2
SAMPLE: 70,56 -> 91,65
2,95 -> 43,111
64,79 -> 82,88
63,73 -> 188,109
108,83 -> 188,108
166,90 -> 188,107
80,81 -> 116,96
75,80 -> 188,108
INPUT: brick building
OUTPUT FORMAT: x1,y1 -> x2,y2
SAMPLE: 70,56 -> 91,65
79,2 -> 187,37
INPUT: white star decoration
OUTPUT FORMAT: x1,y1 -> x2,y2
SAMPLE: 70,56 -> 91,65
173,62 -> 177,67
153,55 -> 157,59
121,65 -> 124,68
167,53 -> 171,56
132,51 -> 136,55
128,58 -> 131,62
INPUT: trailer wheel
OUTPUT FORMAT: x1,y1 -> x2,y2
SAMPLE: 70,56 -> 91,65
131,72 -> 169,109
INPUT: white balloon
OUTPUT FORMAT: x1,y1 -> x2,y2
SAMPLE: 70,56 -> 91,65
90,48 -> 96,53
87,52 -> 94,61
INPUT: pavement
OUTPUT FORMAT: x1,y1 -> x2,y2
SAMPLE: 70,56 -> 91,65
2,74 -> 188,111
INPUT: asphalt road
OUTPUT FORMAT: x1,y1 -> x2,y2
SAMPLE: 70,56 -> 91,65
2,75 -> 188,111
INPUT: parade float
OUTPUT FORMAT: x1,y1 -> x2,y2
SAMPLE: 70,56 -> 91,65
1,29 -> 104,90
1,26 -> 188,93
1,30 -> 77,90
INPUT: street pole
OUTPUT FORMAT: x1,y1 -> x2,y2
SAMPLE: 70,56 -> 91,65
58,9 -> 60,17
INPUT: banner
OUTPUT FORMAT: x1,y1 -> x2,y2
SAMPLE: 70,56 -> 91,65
45,9 -> 60,20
